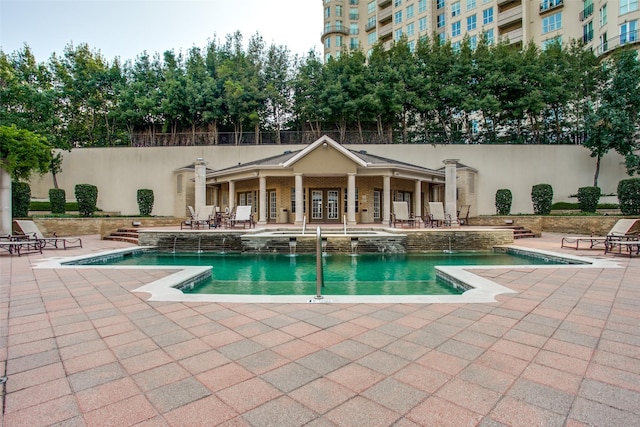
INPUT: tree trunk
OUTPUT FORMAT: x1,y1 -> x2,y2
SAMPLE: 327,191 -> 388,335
593,155 -> 601,187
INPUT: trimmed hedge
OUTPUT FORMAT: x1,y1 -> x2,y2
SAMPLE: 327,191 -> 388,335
531,183 -> 553,215
137,189 -> 154,216
75,184 -> 98,216
495,189 -> 512,215
618,178 -> 640,215
12,181 -> 31,218
577,186 -> 601,213
49,188 -> 66,214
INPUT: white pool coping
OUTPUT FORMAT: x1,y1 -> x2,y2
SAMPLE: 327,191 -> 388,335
32,245 -> 621,304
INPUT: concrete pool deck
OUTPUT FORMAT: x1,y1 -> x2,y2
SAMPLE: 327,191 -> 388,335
1,232 -> 639,426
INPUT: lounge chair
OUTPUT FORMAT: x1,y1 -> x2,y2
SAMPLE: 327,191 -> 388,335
446,202 -> 460,226
392,201 -> 416,227
181,205 -> 215,229
457,205 -> 471,225
427,202 -> 451,227
227,205 -> 254,228
561,218 -> 640,250
13,219 -> 82,249
0,234 -> 43,256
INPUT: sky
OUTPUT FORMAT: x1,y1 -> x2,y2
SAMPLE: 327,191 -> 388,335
0,0 -> 324,63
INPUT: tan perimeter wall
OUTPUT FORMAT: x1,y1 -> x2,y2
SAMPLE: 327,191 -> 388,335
28,145 -> 629,217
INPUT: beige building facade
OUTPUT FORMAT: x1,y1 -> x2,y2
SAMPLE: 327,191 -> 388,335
322,0 -> 640,61
19,136 -> 630,231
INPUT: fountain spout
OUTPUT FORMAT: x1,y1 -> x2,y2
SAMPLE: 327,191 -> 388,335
289,238 -> 297,256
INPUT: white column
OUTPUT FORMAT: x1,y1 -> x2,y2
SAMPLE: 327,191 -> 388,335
383,175 -> 391,226
347,173 -> 356,225
213,186 -> 219,208
444,159 -> 458,216
414,179 -> 422,219
295,173 -> 304,224
258,175 -> 267,224
0,168 -> 11,234
194,158 -> 207,212
228,180 -> 235,212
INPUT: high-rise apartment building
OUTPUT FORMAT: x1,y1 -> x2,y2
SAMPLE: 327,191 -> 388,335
321,0 -> 640,61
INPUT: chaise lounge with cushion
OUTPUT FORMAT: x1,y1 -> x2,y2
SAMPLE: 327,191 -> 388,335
561,218 -> 640,250
13,220 -> 82,249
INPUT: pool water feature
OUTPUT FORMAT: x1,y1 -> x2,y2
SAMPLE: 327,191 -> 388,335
83,250 -> 573,297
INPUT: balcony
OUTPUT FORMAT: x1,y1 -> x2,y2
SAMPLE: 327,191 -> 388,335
539,0 -> 563,14
579,3 -> 594,21
322,25 -> 350,39
365,20 -> 377,32
378,22 -> 393,39
350,13 -> 360,20
378,0 -> 392,8
582,29 -> 594,44
500,27 -> 523,44
497,6 -> 522,28
498,0 -> 519,6
378,6 -> 392,23
596,30 -> 639,56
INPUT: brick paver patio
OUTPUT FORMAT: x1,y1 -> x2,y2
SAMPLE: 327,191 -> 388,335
1,231 -> 639,426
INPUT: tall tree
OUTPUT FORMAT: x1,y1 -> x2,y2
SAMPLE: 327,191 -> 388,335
585,49 -> 640,185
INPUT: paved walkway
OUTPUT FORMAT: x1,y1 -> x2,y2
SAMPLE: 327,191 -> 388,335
1,232 -> 639,426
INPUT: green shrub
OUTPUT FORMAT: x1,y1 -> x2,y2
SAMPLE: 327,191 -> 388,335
577,186 -> 601,213
495,189 -> 512,215
531,183 -> 553,215
618,178 -> 640,215
75,184 -> 98,216
137,189 -> 154,216
49,188 -> 66,214
11,181 -> 30,218
29,201 -> 79,211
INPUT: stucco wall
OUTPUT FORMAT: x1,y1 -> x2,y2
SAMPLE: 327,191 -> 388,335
28,144 -> 629,217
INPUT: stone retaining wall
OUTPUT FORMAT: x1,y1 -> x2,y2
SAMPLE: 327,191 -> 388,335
468,216 -> 636,236
25,217 -> 181,238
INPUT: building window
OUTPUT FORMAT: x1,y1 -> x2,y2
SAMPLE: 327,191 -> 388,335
467,0 -> 476,11
583,21 -> 593,43
406,4 -> 414,19
620,20 -> 638,44
336,35 -> 343,47
482,7 -> 493,25
336,20 -> 343,30
467,14 -> 477,31
290,188 -> 306,213
368,1 -> 376,14
452,41 -> 461,51
542,12 -> 562,34
437,13 -> 446,28
599,4 -> 607,27
484,28 -> 494,44
350,0 -> 359,4
437,0 -> 445,9
350,23 -> 359,34
350,38 -> 359,49
469,34 -> 478,49
367,16 -> 376,29
368,31 -> 377,44
343,188 -> 359,213
395,11 -> 403,23
269,191 -> 277,219
395,28 -> 404,40
452,1 -> 461,16
325,37 -> 331,48
620,0 -> 639,15
406,22 -> 415,36
408,40 -> 415,51
452,20 -> 461,37
325,6 -> 330,18
325,53 -> 332,62
541,36 -> 562,49
394,0 -> 402,6
600,32 -> 608,52
350,8 -> 359,20
418,0 -> 427,13
438,32 -> 446,44
336,5 -> 343,16
419,16 -> 428,32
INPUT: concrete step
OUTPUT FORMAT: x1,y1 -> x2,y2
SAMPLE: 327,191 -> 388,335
105,228 -> 139,245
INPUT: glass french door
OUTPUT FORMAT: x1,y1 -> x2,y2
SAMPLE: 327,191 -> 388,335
310,189 -> 341,222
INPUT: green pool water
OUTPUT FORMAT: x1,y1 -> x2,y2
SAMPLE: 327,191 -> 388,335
95,251 -> 564,296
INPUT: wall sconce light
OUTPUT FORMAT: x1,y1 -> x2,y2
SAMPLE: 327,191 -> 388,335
394,171 -> 400,176
323,142 -> 328,148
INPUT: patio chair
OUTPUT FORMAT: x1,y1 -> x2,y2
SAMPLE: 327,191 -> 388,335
392,201 -> 416,227
457,205 -> 471,225
561,218 -> 640,250
181,205 -> 215,229
446,202 -> 460,226
427,202 -> 451,227
227,205 -> 254,228
13,219 -> 82,249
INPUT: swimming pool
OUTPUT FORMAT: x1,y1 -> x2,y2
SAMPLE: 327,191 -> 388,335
78,250 -> 574,296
